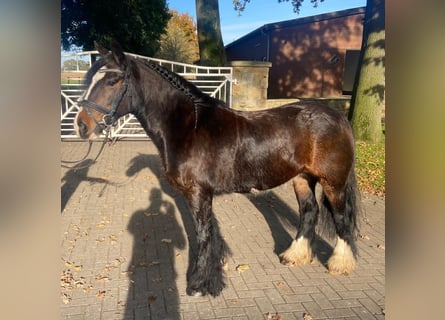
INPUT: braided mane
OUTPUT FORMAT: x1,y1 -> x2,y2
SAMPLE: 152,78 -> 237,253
140,59 -> 215,107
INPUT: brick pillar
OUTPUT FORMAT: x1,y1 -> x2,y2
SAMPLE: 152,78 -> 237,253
228,61 -> 272,111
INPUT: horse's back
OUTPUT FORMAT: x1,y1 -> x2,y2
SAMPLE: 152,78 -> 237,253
179,100 -> 354,193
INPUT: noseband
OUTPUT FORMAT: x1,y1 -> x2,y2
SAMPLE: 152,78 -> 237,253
78,63 -> 131,127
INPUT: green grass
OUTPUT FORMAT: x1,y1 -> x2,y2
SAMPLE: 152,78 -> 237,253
61,78 -> 83,85
355,140 -> 385,196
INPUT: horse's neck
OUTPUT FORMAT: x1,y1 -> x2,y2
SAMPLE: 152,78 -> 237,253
134,68 -> 195,163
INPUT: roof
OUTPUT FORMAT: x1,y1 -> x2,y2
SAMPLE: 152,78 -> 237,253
225,6 -> 366,49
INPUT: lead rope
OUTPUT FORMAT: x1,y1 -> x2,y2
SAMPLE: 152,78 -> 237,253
61,126 -> 112,170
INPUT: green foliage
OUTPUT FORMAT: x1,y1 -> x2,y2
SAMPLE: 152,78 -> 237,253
157,10 -> 199,63
61,0 -> 171,56
355,140 -> 385,196
62,59 -> 89,71
233,0 -> 324,14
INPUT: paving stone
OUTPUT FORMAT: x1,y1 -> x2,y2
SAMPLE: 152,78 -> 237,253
61,141 -> 385,320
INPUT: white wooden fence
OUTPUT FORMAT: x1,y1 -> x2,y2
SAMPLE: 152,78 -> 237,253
61,51 -> 233,139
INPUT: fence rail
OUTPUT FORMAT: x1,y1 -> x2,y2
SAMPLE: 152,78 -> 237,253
61,51 -> 233,139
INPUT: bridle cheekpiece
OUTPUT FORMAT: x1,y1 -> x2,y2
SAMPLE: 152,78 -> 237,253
78,63 -> 131,127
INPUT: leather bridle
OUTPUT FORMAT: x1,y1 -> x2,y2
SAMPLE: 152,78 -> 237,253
77,63 -> 131,127
61,63 -> 131,170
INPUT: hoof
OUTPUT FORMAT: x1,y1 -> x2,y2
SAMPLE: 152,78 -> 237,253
327,237 -> 356,275
186,282 -> 224,297
327,254 -> 356,275
279,238 -> 312,267
186,287 -> 205,297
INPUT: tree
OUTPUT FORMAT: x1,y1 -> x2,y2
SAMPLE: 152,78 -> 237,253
61,0 -> 171,56
234,0 -> 324,14
348,0 -> 385,143
233,0 -> 385,143
62,59 -> 90,72
157,10 -> 199,64
196,0 -> 226,66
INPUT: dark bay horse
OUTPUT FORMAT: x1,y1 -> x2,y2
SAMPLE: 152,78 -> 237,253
75,41 -> 360,297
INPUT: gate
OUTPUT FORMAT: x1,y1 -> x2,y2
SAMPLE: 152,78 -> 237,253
61,51 -> 233,139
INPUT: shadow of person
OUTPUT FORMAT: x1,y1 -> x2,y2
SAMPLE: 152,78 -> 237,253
126,153 -> 230,298
61,159 -> 110,213
126,153 -> 198,253
245,190 -> 333,267
125,188 -> 186,320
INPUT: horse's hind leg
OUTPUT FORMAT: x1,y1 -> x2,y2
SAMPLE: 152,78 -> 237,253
320,180 -> 357,275
280,173 -> 318,266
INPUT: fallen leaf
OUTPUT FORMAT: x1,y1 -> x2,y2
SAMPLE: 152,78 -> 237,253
61,293 -> 71,304
221,259 -> 228,271
96,237 -> 106,243
161,238 -> 172,244
74,265 -> 82,272
377,244 -> 385,250
303,312 -> 313,320
95,275 -> 111,282
74,279 -> 85,288
148,295 -> 157,304
266,312 -> 281,320
113,257 -> 125,265
143,233 -> 150,242
236,264 -> 250,272
138,261 -> 160,267
359,234 -> 370,240
83,285 -> 94,292
96,290 -> 106,298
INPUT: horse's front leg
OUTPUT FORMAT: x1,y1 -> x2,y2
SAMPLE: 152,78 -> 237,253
185,185 -> 228,297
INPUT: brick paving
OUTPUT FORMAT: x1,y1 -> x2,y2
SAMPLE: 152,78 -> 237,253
61,140 -> 385,320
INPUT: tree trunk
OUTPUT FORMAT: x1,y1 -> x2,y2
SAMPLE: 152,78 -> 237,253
195,0 -> 226,66
349,0 -> 385,143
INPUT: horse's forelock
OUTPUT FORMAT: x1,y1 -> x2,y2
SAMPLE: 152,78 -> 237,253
84,58 -> 108,88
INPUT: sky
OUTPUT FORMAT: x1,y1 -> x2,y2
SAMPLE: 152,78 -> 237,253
167,0 -> 366,45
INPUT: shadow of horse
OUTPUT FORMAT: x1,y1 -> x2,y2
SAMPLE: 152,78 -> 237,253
125,153 -> 333,274
61,159 -> 110,213
244,191 -> 334,267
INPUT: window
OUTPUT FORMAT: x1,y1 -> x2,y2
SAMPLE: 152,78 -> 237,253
342,50 -> 361,94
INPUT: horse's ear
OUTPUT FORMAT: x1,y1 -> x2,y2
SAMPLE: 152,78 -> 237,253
110,40 -> 127,68
94,41 -> 109,56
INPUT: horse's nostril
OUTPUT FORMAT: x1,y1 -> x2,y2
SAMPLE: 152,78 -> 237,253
78,120 -> 88,136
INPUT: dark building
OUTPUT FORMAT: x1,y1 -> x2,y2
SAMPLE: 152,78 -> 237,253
225,7 -> 365,98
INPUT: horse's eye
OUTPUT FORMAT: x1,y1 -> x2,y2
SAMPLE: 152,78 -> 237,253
107,78 -> 119,86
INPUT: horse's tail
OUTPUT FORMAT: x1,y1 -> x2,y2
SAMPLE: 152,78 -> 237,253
317,165 -> 361,254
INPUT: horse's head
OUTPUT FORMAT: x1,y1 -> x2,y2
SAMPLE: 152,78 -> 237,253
75,41 -> 131,140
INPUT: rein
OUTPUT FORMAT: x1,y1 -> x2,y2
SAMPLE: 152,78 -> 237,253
61,127 -> 115,170
62,63 -> 131,170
